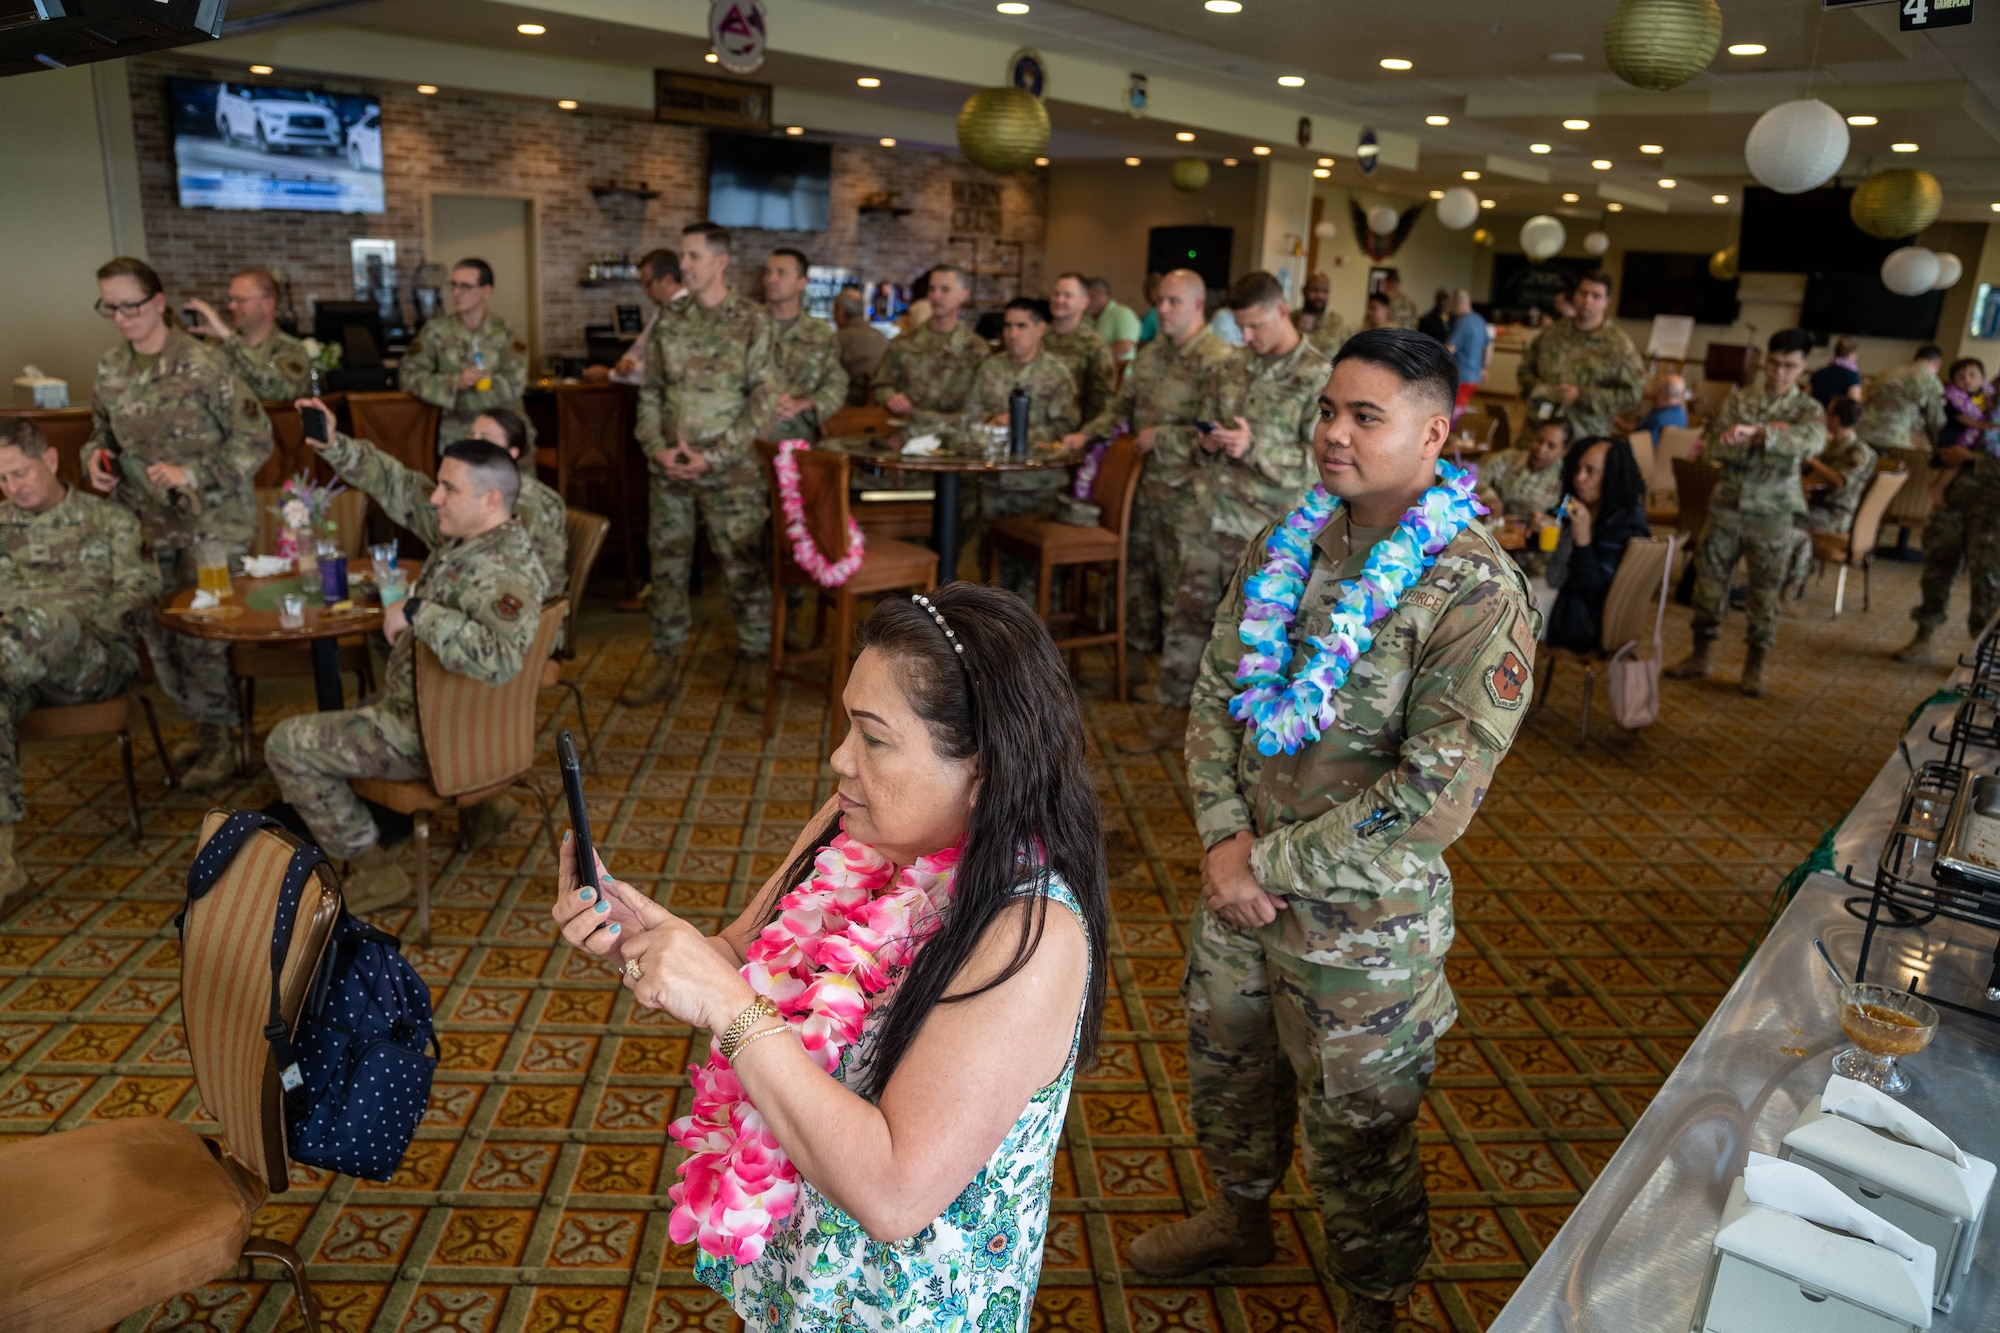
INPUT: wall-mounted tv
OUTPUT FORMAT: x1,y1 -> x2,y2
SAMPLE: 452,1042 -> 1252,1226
1618,251 -> 1741,325
168,76 -> 383,213
708,132 -> 831,232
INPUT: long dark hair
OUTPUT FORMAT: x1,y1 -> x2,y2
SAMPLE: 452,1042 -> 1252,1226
1563,434 -> 1646,517
768,582 -> 1108,1099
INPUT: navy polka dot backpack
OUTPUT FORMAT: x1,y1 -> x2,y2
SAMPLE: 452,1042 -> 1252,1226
186,811 -> 438,1182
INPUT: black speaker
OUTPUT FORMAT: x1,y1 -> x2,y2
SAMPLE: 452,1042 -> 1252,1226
1146,226 -> 1233,293
1,0 -> 227,78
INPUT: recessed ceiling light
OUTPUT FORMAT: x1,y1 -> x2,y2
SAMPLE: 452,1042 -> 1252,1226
1548,52 -> 1585,62
856,76 -> 881,87
880,137 -> 897,147
1529,143 -> 1552,154
1657,178 -> 1676,188
1426,115 -> 1450,126
249,64 -> 273,75
1125,156 -> 1141,166
1035,156 -> 1049,166
1313,168 -> 1331,178
1607,202 -> 1624,212
516,23 -> 545,35
557,99 -> 578,110
1563,118 -> 1590,130
1223,157 -> 1239,166
785,125 -> 804,135
1561,192 -> 1580,202
1176,131 -> 1197,142
1428,189 -> 1445,199
996,1 -> 1030,11
1846,114 -> 1878,126
416,84 -> 438,95
1592,159 -> 1613,169
1639,143 -> 1664,154
1277,75 -> 1306,87
1712,193 -> 1729,204
1462,169 -> 1481,180
1317,156 -> 1334,166
704,52 -> 719,63
1252,145 -> 1271,155
1892,141 -> 1919,152
1992,202 -> 2000,212
1727,43 -> 1767,55
1380,58 -> 1413,70
1204,0 -> 1243,11
1480,198 -> 1496,209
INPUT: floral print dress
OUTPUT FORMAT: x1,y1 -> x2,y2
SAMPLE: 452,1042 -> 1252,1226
697,875 -> 1088,1332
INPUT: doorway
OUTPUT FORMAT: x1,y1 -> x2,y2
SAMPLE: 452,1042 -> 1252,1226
428,193 -> 537,365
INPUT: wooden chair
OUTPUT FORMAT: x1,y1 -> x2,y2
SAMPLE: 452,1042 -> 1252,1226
1808,470 -> 1908,617
1877,446 -> 1936,540
985,434 -> 1146,700
1650,425 -> 1705,507
1669,457 -> 1721,546
0,407 -> 94,489
549,382 -> 643,598
1623,431 -> 1656,493
756,441 -> 937,736
0,811 -> 334,1332
351,602 -> 565,944
256,398 -> 339,488
823,404 -> 893,439
344,391 -> 441,474
1536,534 -> 1675,744
17,693 -> 175,839
545,508 -> 611,769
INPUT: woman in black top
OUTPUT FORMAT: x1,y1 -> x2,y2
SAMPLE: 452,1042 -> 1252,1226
1546,435 -> 1652,653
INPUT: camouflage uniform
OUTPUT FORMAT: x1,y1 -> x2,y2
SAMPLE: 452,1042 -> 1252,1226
1911,453 -> 2000,635
1183,509 -> 1539,1303
2,486 -> 161,823
971,349 -> 1081,524
636,290 -> 776,658
869,321 -> 987,417
1515,318 -> 1646,440
264,515 -> 546,858
764,313 -> 849,444
1387,292 -> 1420,331
1082,329 -> 1238,651
1303,310 -> 1353,361
221,328 -> 313,402
319,429 -> 568,598
1476,447 -> 1566,521
1688,382 -> 1825,649
1043,321 -> 1119,431
90,328 -> 273,728
1857,362 -> 1946,452
1787,434 -> 1878,587
1157,339 -> 1329,708
399,312 -> 530,446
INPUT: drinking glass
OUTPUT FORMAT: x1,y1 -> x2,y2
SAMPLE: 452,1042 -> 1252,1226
1537,522 -> 1561,553
378,567 -> 409,606
196,541 -> 232,600
279,593 -> 306,629
369,540 -> 398,573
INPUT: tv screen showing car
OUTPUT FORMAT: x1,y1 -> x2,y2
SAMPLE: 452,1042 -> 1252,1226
168,76 -> 383,213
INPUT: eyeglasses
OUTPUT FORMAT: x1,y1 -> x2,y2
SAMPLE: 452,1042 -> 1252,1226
94,298 -> 156,319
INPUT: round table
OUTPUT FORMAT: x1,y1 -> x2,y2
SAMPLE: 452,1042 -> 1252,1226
160,558 -> 418,712
818,433 -> 1080,584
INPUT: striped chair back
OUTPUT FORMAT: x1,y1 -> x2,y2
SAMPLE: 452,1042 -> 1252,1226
416,601 -> 567,798
183,810 -> 343,1193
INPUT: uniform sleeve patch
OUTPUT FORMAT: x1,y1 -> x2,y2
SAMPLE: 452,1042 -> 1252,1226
494,593 -> 523,621
1483,651 -> 1530,710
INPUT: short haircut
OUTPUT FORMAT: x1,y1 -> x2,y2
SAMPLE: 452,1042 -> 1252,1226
1573,269 -> 1613,296
1225,270 -> 1287,313
440,438 -> 521,513
1830,397 -> 1864,428
1054,271 -> 1090,291
1949,357 -> 1988,381
1832,335 -> 1858,356
453,258 -> 495,288
0,416 -> 51,457
683,221 -> 731,253
474,407 -> 531,460
1916,343 -> 1944,362
96,256 -> 162,299
1563,435 -> 1648,517
927,263 -> 969,289
1534,416 -> 1574,443
1365,291 -> 1391,308
1086,276 -> 1111,294
834,289 -> 864,319
1005,296 -> 1051,323
233,267 -> 278,300
1331,327 -> 1458,414
638,248 -> 680,283
769,247 -> 810,276
1767,328 -> 1813,356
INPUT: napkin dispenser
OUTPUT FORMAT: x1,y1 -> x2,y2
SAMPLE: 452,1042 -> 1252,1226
13,367 -> 68,409
1780,1079 -> 1994,1312
1691,1159 -> 1935,1333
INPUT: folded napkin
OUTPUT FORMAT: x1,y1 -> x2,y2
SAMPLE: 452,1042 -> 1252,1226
901,433 -> 942,456
1823,1074 -> 1970,1168
241,555 -> 292,578
1743,1151 -> 1929,1265
190,589 -> 219,610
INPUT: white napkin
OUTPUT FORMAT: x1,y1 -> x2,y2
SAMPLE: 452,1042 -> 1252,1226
241,555 -> 292,578
901,433 -> 942,456
1823,1074 -> 1971,1168
1743,1151 -> 1928,1265
190,589 -> 218,610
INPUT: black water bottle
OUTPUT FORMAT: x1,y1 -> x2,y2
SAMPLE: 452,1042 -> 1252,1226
1008,386 -> 1031,458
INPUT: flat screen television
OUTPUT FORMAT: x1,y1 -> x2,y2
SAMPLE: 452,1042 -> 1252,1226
1800,271 -> 1944,341
1739,186 -> 1900,273
1617,251 -> 1741,325
168,76 -> 383,213
708,132 -> 831,232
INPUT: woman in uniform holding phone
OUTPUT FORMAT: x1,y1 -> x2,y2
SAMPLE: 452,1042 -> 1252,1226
85,256 -> 273,790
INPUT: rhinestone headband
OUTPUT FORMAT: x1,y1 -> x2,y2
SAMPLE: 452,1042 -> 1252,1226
910,593 -> 971,673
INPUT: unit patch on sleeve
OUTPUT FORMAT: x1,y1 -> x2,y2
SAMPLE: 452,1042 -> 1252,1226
494,593 -> 524,621
1483,650 -> 1529,710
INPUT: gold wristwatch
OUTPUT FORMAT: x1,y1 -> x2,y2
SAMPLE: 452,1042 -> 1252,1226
717,995 -> 780,1061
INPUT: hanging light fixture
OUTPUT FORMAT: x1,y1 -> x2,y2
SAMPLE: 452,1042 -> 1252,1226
1603,0 -> 1723,92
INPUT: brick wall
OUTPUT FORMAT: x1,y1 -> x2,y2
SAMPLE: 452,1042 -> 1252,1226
126,59 -> 1047,359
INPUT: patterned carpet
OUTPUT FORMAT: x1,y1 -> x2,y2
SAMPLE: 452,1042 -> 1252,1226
0,557 -> 1972,1333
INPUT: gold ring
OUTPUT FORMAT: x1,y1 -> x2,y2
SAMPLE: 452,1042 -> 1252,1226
622,960 -> 643,980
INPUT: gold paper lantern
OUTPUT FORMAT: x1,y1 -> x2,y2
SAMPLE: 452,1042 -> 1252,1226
1708,246 -> 1738,281
956,87 -> 1050,175
1603,0 -> 1722,92
1849,168 -> 1943,240
1471,227 -> 1492,247
1169,157 -> 1210,192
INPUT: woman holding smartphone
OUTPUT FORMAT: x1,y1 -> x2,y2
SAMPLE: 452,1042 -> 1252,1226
551,584 -> 1107,1331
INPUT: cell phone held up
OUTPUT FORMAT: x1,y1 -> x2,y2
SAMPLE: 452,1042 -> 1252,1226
557,730 -> 600,894
301,405 -> 330,444
1194,420 -> 1216,434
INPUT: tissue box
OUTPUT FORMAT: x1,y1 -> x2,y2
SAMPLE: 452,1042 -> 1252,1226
13,375 -> 67,409
1781,1096 -> 1994,1312
1691,1177 -> 1933,1332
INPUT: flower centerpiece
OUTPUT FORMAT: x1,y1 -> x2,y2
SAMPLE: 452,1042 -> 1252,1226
270,471 -> 347,568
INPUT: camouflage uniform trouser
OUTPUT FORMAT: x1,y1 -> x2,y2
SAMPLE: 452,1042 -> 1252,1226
1183,907 -> 1436,1303
1688,510 -> 1796,649
265,709 -> 427,859
979,471 -> 1067,603
1157,531 -> 1249,709
647,460 -> 771,658
2,608 -> 136,823
1124,482 -> 1162,652
143,543 -> 244,728
1785,506 -> 1845,588
1912,479 -> 2000,635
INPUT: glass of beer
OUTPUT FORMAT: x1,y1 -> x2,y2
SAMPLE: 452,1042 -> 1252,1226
196,541 -> 232,600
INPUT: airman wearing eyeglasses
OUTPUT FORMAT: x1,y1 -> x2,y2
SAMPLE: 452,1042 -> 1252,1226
400,258 -> 531,446
182,268 -> 313,401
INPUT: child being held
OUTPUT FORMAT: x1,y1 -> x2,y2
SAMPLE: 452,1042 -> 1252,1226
1931,357 -> 2000,508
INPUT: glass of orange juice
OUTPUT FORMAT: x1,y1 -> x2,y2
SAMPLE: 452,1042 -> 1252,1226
1537,521 -> 1561,553
195,541 -> 232,600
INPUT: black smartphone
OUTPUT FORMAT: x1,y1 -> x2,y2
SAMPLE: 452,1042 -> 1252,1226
1194,420 -> 1215,434
180,307 -> 201,329
301,405 -> 329,443
557,730 -> 599,893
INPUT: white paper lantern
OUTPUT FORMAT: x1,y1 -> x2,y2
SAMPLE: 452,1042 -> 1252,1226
1520,214 -> 1567,260
1367,204 -> 1399,235
1930,252 -> 1963,290
1583,230 -> 1611,256
1744,98 -> 1849,195
1881,246 -> 1940,297
1313,219 -> 1338,241
1436,187 -> 1480,230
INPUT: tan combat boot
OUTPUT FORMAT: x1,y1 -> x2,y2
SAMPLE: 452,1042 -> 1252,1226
0,822 -> 30,911
1664,635 -> 1714,681
1119,706 -> 1189,757
619,656 -> 678,708
1127,1191 -> 1275,1277
177,725 -> 238,792
1740,646 -> 1768,698
171,721 -> 229,771
1892,627 -> 1937,665
344,844 -> 413,915
460,797 -> 520,852
1340,1294 -> 1398,1333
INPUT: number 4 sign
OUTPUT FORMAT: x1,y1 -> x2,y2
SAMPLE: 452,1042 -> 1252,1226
1901,0 -> 1974,26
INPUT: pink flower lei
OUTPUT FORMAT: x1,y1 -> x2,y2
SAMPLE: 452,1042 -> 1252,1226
666,830 -> 962,1264
773,439 -> 866,586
